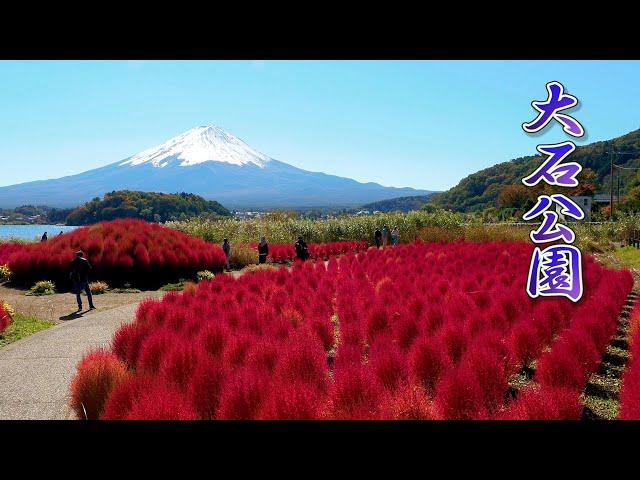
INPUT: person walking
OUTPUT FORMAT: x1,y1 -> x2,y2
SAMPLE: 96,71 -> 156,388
222,238 -> 231,271
41,232 -> 48,242
374,228 -> 382,249
391,226 -> 399,247
295,236 -> 309,261
258,236 -> 269,264
70,251 -> 95,312
382,225 -> 389,247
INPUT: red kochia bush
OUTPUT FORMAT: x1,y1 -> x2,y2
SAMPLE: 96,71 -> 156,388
497,385 -> 582,420
378,384 -> 435,420
69,350 -> 130,420
0,302 -> 11,334
433,365 -> 488,420
7,219 -> 226,289
250,240 -> 368,263
70,240 -> 632,420
123,382 -> 199,420
619,304 -> 640,420
409,337 -> 446,393
0,242 -> 28,265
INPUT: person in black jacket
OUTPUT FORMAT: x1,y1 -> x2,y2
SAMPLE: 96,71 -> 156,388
222,238 -> 231,271
374,228 -> 382,248
70,251 -> 95,312
41,232 -> 48,242
295,236 -> 309,261
258,236 -> 269,264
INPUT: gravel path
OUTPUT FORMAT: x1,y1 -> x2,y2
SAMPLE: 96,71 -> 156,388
0,302 -> 143,420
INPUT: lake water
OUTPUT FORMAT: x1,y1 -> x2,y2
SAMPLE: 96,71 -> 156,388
0,225 -> 78,241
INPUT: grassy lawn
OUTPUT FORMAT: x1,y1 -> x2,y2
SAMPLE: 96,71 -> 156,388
0,314 -> 55,349
611,246 -> 640,269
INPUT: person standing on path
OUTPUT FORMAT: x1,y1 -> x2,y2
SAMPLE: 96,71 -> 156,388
374,228 -> 382,249
382,225 -> 389,247
295,236 -> 309,261
70,251 -> 95,312
222,238 -> 231,271
391,226 -> 399,247
41,232 -> 48,242
258,236 -> 269,264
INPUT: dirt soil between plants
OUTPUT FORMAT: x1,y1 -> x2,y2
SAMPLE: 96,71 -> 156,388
0,283 -> 165,324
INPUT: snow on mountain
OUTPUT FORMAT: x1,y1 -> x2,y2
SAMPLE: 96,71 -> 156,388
119,125 -> 272,168
0,125 -> 434,209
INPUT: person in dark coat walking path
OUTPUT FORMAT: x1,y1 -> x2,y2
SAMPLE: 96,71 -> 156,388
70,251 -> 95,312
41,232 -> 48,242
222,238 -> 231,271
258,236 -> 269,264
295,236 -> 309,261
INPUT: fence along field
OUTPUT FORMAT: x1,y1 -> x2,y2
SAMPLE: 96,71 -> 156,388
68,240 -> 634,420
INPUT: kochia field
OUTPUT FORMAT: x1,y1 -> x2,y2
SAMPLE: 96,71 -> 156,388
5,219 -> 227,289
69,241 -> 633,420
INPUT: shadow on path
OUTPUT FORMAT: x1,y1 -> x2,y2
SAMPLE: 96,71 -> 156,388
59,311 -> 85,321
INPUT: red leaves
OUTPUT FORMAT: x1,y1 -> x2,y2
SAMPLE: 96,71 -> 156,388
409,337 -> 447,393
619,305 -> 640,419
0,302 -> 11,334
250,240 -> 368,263
69,349 -> 130,420
0,242 -> 28,265
497,385 -> 581,420
6,219 -> 226,289
68,240 -> 632,420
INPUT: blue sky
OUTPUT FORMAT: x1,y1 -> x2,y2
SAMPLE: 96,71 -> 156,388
1,60 -> 639,191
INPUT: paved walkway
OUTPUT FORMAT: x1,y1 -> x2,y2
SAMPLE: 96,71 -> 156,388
0,264 -> 302,420
0,302 -> 141,420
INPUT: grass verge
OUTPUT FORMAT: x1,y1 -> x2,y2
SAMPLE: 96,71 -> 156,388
611,246 -> 640,269
0,314 -> 55,349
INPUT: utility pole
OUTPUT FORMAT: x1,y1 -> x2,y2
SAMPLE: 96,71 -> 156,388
618,167 -> 621,210
610,150 -> 614,220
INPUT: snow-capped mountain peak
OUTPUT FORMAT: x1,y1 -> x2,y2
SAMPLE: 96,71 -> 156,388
120,125 -> 272,169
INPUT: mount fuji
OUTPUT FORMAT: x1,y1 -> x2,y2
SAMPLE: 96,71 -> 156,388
0,126 -> 433,209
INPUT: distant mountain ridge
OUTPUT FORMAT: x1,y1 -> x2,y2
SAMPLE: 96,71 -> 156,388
0,126 -> 433,209
430,128 -> 640,212
360,195 -> 436,213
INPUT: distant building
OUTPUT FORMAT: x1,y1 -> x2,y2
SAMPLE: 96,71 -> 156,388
593,193 -> 618,204
556,196 -> 592,222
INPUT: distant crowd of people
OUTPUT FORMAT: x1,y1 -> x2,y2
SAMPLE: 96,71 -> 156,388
374,225 -> 399,248
51,225 -> 399,313
220,226 -> 399,271
40,231 -> 64,242
220,235 -> 310,271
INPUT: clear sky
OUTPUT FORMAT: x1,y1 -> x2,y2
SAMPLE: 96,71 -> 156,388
1,60 -> 639,191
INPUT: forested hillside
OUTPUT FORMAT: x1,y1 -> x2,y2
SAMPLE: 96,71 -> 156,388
360,194 -> 435,213
65,191 -> 231,225
430,129 -> 640,212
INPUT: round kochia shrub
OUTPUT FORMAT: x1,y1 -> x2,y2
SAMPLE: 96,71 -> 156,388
7,219 -> 227,290
70,349 -> 130,420
0,301 -> 12,335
